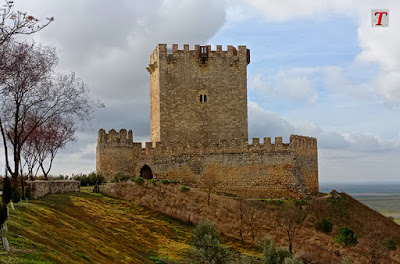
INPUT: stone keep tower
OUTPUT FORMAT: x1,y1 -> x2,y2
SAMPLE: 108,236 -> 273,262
147,44 -> 250,143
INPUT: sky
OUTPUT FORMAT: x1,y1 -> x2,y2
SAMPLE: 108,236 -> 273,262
2,0 -> 400,183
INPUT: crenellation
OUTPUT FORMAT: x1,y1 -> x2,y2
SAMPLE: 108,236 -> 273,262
133,142 -> 142,151
275,137 -> 283,145
252,138 -> 260,146
119,129 -> 127,141
154,44 -> 246,59
128,130 -> 133,141
238,45 -> 247,54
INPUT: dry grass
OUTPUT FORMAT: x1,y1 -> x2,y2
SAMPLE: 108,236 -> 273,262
0,189 -> 261,263
103,182 -> 400,264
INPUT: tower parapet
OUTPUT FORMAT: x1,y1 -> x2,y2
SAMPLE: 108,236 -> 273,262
97,129 -> 133,147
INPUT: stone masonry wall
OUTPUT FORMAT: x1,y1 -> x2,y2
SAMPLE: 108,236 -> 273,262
26,180 -> 81,199
148,44 -> 248,143
96,129 -> 318,198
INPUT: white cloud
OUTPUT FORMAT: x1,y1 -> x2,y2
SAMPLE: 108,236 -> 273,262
251,69 -> 318,104
322,66 -> 373,99
248,102 -> 294,140
244,0 -> 400,106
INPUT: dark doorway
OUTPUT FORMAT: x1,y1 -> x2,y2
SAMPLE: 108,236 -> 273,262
140,164 -> 153,179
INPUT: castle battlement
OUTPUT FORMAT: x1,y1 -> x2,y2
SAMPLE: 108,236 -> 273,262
97,128 -> 133,147
150,44 -> 248,60
97,129 -> 316,157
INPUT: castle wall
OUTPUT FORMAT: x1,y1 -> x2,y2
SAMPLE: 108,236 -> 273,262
26,180 -> 80,199
290,135 -> 319,194
149,44 -> 248,143
97,129 -> 319,198
96,129 -> 135,178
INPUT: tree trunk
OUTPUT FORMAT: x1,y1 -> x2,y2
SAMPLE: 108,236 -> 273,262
20,175 -> 25,199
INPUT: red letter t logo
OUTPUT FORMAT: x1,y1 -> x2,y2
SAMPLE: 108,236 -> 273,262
375,12 -> 388,25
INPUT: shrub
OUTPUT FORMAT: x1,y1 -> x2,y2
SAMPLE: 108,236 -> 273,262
0,204 -> 7,226
294,199 -> 307,206
192,220 -> 229,263
284,255 -> 304,264
261,240 -> 290,264
315,218 -> 333,233
148,179 -> 157,185
2,176 -> 12,205
335,227 -> 357,247
180,186 -> 190,192
147,256 -> 168,264
52,174 -> 70,180
193,220 -> 220,243
383,238 -> 397,250
340,255 -> 354,264
111,172 -> 132,183
134,177 -> 145,185
388,216 -> 395,222
257,236 -> 274,252
72,172 -> 105,186
160,179 -> 170,185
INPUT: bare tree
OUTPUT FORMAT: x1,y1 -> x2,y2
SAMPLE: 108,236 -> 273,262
243,202 -> 262,241
236,197 -> 247,242
0,42 -> 101,195
20,115 -> 39,180
0,0 -> 53,46
24,115 -> 76,180
200,165 -> 220,206
277,201 -> 306,254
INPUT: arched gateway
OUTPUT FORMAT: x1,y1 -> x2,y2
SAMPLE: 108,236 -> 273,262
140,164 -> 153,179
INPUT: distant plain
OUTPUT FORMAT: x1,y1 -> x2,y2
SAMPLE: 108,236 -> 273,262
320,182 -> 400,224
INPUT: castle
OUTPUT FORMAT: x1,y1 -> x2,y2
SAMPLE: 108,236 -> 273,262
96,44 -> 319,198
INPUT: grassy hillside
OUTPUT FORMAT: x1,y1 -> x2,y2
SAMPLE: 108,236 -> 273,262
0,190 -> 259,263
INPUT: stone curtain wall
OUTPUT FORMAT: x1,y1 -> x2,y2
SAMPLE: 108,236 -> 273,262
148,44 -> 248,143
26,180 -> 81,199
96,129 -> 319,198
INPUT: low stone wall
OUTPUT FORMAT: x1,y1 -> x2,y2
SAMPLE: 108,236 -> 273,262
26,180 -> 80,199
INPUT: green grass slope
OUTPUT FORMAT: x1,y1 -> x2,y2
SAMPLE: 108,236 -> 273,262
0,191 -> 258,263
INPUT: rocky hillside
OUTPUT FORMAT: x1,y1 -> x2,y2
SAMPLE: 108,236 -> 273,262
103,181 -> 400,263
